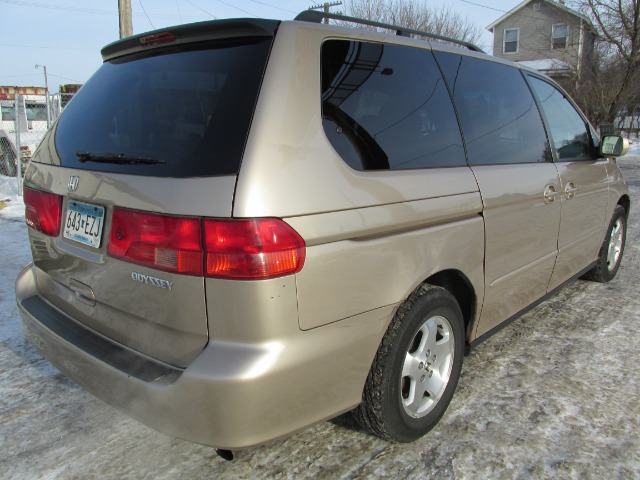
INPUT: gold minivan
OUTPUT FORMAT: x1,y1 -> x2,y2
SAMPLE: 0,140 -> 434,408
16,10 -> 630,456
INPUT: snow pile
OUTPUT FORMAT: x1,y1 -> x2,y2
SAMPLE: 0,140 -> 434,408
0,175 -> 30,360
0,175 -> 18,197
0,175 -> 24,221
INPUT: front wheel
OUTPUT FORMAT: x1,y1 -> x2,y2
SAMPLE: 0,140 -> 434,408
353,284 -> 465,442
583,205 -> 627,283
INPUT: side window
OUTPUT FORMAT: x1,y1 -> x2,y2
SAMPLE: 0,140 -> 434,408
321,40 -> 465,171
528,76 -> 594,161
434,52 -> 550,165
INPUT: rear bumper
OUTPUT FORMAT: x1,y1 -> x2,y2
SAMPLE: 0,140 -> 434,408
16,263 -> 392,449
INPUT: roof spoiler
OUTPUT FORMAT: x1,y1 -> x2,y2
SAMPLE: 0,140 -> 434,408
101,18 -> 279,61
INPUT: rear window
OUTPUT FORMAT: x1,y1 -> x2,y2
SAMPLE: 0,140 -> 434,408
52,37 -> 272,177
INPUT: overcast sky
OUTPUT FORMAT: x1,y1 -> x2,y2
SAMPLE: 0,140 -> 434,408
1,0 -> 523,89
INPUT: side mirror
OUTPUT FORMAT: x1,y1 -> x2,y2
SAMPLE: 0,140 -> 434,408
600,135 -> 630,157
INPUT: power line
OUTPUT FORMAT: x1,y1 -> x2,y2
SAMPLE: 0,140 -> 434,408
176,0 -> 183,23
211,0 -> 257,17
0,0 -> 117,15
47,73 -> 83,83
459,0 -> 507,14
0,42 -> 96,51
182,0 -> 216,18
0,73 -> 42,78
138,0 -> 155,29
0,0 -> 197,20
247,0 -> 296,14
0,72 -> 83,83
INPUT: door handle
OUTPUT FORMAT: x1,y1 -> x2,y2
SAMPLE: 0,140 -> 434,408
543,185 -> 560,203
565,182 -> 576,199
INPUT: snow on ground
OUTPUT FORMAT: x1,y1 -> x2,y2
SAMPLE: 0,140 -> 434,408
0,176 -> 24,219
0,176 -> 29,364
1,155 -> 640,479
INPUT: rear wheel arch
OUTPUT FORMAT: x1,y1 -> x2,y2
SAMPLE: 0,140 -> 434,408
425,270 -> 476,341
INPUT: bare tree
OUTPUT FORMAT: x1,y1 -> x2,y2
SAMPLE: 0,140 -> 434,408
343,0 -> 483,46
563,0 -> 640,125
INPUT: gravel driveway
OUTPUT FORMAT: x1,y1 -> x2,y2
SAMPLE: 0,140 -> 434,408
1,155 -> 639,479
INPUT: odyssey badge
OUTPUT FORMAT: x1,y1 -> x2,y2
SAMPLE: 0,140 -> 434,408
131,272 -> 174,290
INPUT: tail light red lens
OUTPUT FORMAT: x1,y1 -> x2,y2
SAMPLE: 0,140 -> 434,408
139,31 -> 176,46
204,219 -> 306,280
108,209 -> 204,276
24,187 -> 62,237
107,208 -> 305,280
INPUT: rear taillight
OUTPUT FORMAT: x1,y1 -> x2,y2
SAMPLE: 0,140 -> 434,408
107,209 -> 306,280
24,187 -> 62,237
108,209 -> 203,276
204,219 -> 306,280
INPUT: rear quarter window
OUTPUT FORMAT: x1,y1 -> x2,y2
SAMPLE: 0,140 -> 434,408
321,40 -> 465,171
52,37 -> 272,177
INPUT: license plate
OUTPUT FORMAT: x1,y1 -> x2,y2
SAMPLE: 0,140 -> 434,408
63,201 -> 105,248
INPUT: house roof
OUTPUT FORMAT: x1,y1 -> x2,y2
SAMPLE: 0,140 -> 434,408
518,58 -> 572,72
487,0 -> 596,32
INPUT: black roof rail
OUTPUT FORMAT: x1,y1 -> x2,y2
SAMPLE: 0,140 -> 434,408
294,10 -> 484,53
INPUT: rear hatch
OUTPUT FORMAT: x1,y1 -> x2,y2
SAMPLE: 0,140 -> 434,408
24,19 -> 278,368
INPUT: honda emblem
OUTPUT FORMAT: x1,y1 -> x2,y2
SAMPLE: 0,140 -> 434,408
68,176 -> 79,192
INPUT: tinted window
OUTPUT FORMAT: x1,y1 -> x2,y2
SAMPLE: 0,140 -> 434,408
435,52 -> 549,165
528,76 -> 593,161
53,38 -> 272,177
321,40 -> 465,171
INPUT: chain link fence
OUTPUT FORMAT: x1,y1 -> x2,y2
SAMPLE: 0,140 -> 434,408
0,89 -> 78,185
0,132 -> 18,177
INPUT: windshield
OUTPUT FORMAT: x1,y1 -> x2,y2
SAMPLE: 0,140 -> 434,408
52,37 -> 272,177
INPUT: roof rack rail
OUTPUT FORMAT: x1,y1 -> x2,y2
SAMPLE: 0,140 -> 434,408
294,10 -> 484,53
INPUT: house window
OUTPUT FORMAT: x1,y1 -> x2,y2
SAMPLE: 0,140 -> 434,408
533,2 -> 540,10
504,28 -> 519,54
552,24 -> 569,49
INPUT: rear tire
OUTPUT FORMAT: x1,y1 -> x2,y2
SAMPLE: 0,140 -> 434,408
583,205 -> 627,283
0,150 -> 17,177
353,284 -> 464,442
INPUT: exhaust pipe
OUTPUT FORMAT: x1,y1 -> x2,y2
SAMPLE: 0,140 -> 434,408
215,449 -> 234,461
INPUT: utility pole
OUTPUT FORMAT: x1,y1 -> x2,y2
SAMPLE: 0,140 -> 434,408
309,2 -> 343,23
34,64 -> 51,130
119,0 -> 133,38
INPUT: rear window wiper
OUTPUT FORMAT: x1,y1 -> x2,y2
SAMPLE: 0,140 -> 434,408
75,151 -> 165,165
